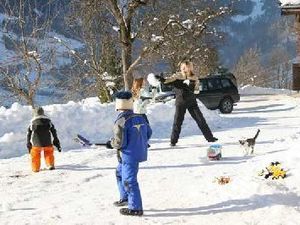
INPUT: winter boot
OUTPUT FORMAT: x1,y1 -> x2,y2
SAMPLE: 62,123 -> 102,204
208,137 -> 218,142
113,199 -> 128,207
120,208 -> 143,216
48,166 -> 55,170
170,142 -> 176,147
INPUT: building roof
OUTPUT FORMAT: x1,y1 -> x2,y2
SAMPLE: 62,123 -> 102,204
281,4 -> 300,15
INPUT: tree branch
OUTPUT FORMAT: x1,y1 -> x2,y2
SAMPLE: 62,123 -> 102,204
127,0 -> 149,24
107,0 -> 126,27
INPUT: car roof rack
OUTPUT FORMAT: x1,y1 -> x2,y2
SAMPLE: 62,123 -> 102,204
206,73 -> 236,79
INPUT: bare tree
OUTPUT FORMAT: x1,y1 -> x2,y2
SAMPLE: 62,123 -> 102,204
233,47 -> 266,87
266,47 -> 291,89
58,1 -> 123,103
55,35 -> 123,103
139,1 -> 230,75
67,0 -> 234,92
0,0 -> 58,107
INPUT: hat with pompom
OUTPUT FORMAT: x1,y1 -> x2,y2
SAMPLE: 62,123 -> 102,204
115,91 -> 133,111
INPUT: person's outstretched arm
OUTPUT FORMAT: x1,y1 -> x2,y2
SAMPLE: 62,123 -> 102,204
26,126 -> 32,153
50,123 -> 61,152
163,72 -> 182,84
155,72 -> 182,85
147,123 -> 152,140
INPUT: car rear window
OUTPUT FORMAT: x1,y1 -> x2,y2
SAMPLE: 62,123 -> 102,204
161,83 -> 173,92
200,80 -> 208,91
207,79 -> 222,90
221,79 -> 232,88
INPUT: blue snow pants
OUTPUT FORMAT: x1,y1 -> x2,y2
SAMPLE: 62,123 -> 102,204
116,162 -> 143,210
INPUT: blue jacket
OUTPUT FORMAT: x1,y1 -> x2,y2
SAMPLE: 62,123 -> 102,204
111,110 -> 152,163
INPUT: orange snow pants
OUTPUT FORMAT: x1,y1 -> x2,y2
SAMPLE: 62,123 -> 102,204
30,146 -> 54,172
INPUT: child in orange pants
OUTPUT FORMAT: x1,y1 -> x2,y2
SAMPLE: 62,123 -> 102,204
30,146 -> 55,172
27,107 -> 61,172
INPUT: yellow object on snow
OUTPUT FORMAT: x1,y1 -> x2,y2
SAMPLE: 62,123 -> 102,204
259,162 -> 287,179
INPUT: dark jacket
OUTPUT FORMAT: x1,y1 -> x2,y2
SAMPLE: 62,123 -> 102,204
27,115 -> 60,148
164,72 -> 200,107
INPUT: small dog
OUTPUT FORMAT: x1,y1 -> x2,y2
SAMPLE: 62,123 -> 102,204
239,129 -> 260,155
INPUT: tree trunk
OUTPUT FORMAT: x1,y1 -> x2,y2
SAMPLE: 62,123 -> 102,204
26,96 -> 35,108
98,86 -> 111,103
120,21 -> 133,91
121,43 -> 133,91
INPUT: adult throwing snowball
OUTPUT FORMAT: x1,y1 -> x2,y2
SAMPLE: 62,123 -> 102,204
155,61 -> 218,146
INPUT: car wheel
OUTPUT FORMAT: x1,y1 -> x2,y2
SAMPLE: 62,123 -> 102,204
219,97 -> 233,114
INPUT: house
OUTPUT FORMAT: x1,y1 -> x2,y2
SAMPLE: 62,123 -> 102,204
280,2 -> 300,90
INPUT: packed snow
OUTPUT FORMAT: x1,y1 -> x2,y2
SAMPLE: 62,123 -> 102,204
0,97 -> 224,159
239,85 -> 295,95
0,86 -> 300,224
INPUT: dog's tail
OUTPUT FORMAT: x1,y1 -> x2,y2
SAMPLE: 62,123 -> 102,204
254,129 -> 260,140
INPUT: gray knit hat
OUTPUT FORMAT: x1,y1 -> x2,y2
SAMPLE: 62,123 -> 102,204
33,107 -> 44,116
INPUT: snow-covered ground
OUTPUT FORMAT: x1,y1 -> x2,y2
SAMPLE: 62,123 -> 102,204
1,89 -> 300,224
239,85 -> 295,95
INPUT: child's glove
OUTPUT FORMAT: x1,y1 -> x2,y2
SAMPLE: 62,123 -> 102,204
106,140 -> 113,149
117,149 -> 122,162
27,143 -> 32,153
53,138 -> 60,148
57,147 -> 62,152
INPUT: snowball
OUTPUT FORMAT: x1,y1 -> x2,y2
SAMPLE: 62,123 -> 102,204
147,73 -> 160,87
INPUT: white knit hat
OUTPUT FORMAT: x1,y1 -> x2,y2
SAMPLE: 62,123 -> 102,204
115,91 -> 133,111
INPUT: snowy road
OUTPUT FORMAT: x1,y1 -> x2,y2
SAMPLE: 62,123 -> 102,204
1,94 -> 300,225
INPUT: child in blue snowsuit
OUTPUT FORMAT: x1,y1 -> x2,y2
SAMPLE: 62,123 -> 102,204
108,91 -> 152,216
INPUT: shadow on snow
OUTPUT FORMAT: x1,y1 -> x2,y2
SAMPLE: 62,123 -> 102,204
145,192 -> 300,217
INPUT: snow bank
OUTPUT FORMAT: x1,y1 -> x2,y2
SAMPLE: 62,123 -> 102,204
1,84 -> 296,159
0,98 -> 224,159
0,99 -> 116,159
239,85 -> 294,95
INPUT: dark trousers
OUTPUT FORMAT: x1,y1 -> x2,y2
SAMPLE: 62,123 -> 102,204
171,104 -> 215,144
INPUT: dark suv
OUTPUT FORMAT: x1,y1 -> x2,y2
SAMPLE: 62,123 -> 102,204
195,75 -> 240,113
143,74 -> 239,114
